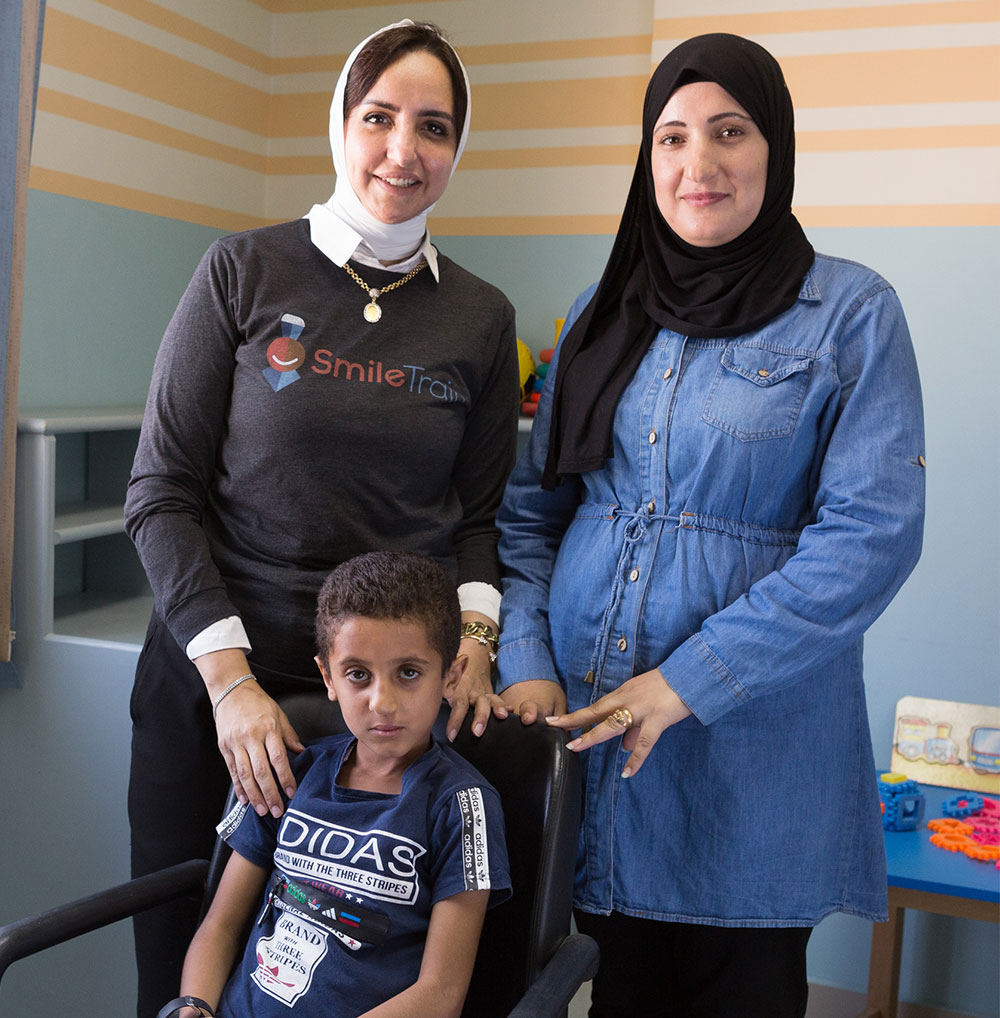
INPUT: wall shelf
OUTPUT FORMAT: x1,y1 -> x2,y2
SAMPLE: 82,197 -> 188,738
14,407 -> 152,650
54,502 -> 127,544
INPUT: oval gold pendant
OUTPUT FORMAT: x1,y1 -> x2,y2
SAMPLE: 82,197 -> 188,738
363,301 -> 382,323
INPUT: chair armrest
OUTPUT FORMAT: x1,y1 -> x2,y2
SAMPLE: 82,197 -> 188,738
505,933 -> 599,1018
0,859 -> 209,985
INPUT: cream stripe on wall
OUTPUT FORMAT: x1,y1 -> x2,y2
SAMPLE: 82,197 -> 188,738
29,0 -> 1000,233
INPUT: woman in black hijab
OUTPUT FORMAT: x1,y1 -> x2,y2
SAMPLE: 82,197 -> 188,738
497,34 -> 925,1016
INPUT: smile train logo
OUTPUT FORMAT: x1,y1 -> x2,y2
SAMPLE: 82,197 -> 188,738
262,314 -> 307,392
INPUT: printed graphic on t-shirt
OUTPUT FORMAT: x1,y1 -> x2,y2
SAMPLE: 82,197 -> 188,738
273,809 -> 427,904
262,313 -> 306,392
258,325 -> 468,407
216,799 -> 251,840
252,910 -> 329,1006
457,787 -> 492,890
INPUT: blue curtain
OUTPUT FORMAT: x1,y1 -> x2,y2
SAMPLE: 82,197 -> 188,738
1,0 -> 46,667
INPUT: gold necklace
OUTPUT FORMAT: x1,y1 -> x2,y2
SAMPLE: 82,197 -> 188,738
342,257 -> 428,323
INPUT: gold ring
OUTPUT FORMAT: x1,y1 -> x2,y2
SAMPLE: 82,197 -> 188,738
609,707 -> 634,729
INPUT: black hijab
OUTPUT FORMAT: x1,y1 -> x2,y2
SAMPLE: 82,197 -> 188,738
542,33 -> 814,489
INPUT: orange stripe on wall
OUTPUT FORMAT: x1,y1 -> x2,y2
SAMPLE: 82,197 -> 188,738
471,77 -> 649,131
249,0 -> 457,11
42,8 -> 270,135
267,75 -> 651,136
655,0 -> 1000,39
268,91 -> 329,138
460,145 -> 638,170
782,47 -> 1000,107
91,0 -> 272,72
795,204 -> 1000,227
797,124 -> 1000,151
459,35 -> 652,65
36,88 -> 269,173
274,33 -> 657,74
28,166 -> 271,232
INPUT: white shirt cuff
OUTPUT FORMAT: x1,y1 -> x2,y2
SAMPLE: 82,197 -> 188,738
457,582 -> 501,625
185,616 -> 252,660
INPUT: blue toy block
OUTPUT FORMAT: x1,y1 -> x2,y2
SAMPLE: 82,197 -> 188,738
879,774 -> 926,831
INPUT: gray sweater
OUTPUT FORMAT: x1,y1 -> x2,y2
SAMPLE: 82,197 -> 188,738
126,219 -> 518,677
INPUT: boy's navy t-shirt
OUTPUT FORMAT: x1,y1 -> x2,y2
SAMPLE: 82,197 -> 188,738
216,734 -> 511,1017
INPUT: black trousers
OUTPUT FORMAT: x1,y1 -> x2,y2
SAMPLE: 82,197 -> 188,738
574,910 -> 812,1018
128,614 -> 318,1018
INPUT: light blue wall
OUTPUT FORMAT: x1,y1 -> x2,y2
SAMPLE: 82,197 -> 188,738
19,190 -> 225,410
3,193 -> 997,1016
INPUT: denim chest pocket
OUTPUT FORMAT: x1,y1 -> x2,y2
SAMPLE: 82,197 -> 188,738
702,345 -> 814,441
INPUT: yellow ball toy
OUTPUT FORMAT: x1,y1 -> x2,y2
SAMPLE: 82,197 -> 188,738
516,338 -> 536,402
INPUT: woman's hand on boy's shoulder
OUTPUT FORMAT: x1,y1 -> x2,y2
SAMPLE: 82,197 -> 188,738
214,681 -> 305,817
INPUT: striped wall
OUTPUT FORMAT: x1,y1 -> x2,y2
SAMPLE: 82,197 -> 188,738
29,0 -> 999,234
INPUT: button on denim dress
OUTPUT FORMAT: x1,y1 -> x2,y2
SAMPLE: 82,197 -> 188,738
498,254 -> 925,926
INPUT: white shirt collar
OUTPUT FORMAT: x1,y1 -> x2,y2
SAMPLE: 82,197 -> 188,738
305,203 -> 440,281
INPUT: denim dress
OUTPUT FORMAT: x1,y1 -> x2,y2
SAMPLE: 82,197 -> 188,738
497,254 -> 925,926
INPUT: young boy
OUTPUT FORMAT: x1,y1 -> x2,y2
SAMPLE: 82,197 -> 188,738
165,552 -> 511,1018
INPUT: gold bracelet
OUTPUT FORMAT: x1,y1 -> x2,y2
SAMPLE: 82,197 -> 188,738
460,621 -> 499,662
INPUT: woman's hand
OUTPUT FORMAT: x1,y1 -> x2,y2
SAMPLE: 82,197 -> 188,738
445,612 -> 509,741
446,637 -> 508,741
545,668 -> 691,777
501,679 -> 567,726
195,649 -> 305,817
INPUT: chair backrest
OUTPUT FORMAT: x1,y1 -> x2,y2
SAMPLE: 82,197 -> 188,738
209,693 -> 582,1018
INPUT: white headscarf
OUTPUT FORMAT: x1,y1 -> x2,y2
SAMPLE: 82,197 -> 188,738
306,20 -> 471,265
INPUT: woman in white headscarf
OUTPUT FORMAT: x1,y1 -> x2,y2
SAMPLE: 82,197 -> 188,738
124,22 -> 518,1015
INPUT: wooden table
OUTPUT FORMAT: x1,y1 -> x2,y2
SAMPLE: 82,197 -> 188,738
861,782 -> 999,1018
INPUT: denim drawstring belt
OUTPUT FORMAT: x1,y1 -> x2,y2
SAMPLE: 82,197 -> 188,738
585,503 -> 680,689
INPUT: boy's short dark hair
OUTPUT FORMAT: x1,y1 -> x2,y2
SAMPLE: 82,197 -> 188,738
315,551 -> 460,670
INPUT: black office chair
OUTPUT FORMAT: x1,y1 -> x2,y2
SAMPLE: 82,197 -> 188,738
0,695 -> 598,1018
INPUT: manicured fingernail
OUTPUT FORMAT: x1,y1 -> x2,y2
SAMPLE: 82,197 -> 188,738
447,729 -> 456,743
566,738 -> 580,750
621,767 -> 633,779
544,716 -> 558,723
498,707 -> 508,718
474,722 -> 485,736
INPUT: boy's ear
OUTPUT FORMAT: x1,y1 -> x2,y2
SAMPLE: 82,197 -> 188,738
443,653 -> 468,697
315,654 -> 337,702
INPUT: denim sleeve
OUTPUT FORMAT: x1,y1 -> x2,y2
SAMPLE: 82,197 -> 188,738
496,291 -> 591,693
662,283 -> 926,724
